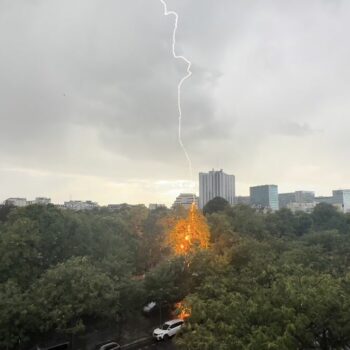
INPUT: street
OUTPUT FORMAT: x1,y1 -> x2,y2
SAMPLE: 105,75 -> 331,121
134,340 -> 177,350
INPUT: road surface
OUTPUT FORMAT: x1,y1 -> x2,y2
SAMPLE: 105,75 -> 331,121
134,340 -> 177,350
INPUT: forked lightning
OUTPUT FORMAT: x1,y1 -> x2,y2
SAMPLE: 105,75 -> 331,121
159,0 -> 194,181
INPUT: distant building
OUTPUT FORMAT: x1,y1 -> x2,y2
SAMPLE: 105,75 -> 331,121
148,203 -> 167,210
107,203 -> 146,211
315,190 -> 350,213
278,192 -> 295,208
64,200 -> 99,211
250,185 -> 279,211
235,196 -> 250,205
279,191 -> 315,209
4,198 -> 27,207
199,169 -> 235,209
315,196 -> 334,205
332,190 -> 350,213
295,191 -> 315,203
107,203 -> 130,211
33,197 -> 51,205
172,193 -> 198,210
286,202 -> 316,213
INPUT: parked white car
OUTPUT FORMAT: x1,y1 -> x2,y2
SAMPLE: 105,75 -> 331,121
152,319 -> 184,341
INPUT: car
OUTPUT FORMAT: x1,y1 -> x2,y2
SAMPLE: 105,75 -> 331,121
152,319 -> 184,341
143,301 -> 157,313
98,342 -> 121,350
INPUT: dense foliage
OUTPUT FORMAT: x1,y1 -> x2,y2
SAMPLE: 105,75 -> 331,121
0,204 -> 173,349
176,203 -> 350,350
202,197 -> 230,216
0,201 -> 350,349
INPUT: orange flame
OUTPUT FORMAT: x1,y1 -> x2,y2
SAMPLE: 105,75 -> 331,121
168,203 -> 210,255
175,302 -> 191,320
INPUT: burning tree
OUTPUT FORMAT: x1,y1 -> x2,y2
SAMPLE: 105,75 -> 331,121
174,301 -> 192,320
168,203 -> 210,255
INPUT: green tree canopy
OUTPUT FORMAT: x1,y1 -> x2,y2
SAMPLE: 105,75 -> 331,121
203,197 -> 230,216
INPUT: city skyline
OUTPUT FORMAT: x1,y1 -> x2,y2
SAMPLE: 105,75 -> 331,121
2,173 -> 349,207
2,170 -> 349,209
1,1 -> 350,205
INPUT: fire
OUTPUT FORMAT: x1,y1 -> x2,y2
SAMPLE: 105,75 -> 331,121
174,302 -> 191,320
168,203 -> 210,255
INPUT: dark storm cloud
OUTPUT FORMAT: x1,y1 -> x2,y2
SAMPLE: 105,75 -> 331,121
0,0 -> 228,169
1,0 -> 350,204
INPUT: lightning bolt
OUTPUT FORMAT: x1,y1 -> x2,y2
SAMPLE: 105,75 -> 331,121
159,0 -> 194,183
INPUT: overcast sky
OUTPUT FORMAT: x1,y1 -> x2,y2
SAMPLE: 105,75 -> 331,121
1,0 -> 349,206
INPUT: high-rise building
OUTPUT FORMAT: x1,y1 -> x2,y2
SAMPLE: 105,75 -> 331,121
250,185 -> 279,211
172,193 -> 198,210
199,169 -> 235,209
332,190 -> 350,213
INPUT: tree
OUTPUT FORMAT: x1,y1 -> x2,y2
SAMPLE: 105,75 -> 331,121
226,205 -> 267,238
177,265 -> 350,350
312,203 -> 349,234
0,217 -> 42,286
203,197 -> 230,216
31,257 -> 120,335
0,204 -> 14,223
0,281 -> 29,349
207,212 -> 239,253
136,207 -> 170,272
1,198 -> 350,349
265,208 -> 297,236
167,205 -> 210,256
144,257 -> 189,305
294,211 -> 313,236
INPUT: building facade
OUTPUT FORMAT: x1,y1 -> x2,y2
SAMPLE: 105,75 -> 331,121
148,203 -> 167,210
286,202 -> 316,213
199,169 -> 235,209
172,193 -> 198,210
33,197 -> 51,205
4,198 -> 27,207
27,197 -> 51,205
315,190 -> 350,213
64,200 -> 99,211
315,196 -> 334,205
235,196 -> 250,205
250,185 -> 279,211
332,190 -> 350,213
279,191 -> 315,209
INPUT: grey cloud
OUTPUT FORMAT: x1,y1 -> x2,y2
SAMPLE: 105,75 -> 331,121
0,0 -> 350,204
275,121 -> 319,137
